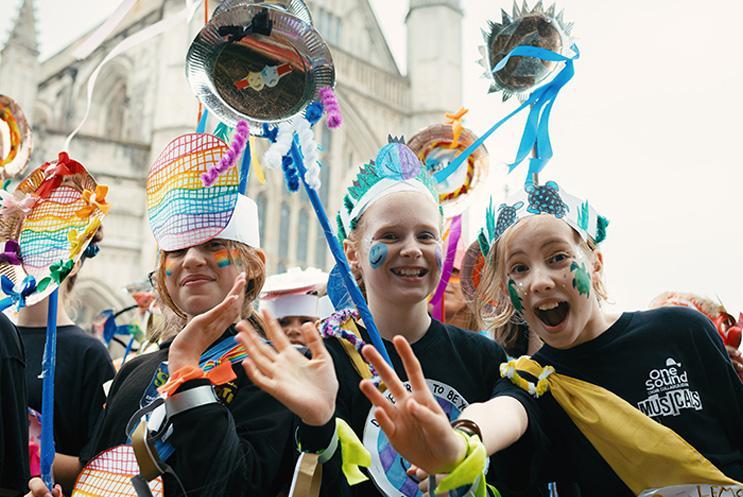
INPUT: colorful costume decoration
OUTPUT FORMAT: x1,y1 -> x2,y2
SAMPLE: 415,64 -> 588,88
0,95 -> 32,179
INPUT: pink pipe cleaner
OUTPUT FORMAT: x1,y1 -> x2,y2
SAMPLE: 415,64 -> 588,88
319,87 -> 343,129
202,120 -> 250,186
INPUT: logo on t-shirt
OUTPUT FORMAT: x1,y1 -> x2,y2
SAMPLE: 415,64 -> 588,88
363,379 -> 470,497
637,357 -> 702,418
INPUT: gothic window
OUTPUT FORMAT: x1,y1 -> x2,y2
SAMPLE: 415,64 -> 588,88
296,208 -> 309,265
105,80 -> 128,140
256,191 -> 267,246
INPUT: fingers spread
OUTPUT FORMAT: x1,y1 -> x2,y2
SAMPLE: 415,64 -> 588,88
260,309 -> 292,351
393,335 -> 427,393
361,344 -> 407,400
301,322 -> 326,359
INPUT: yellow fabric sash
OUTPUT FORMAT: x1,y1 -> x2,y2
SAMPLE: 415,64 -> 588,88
506,356 -> 740,495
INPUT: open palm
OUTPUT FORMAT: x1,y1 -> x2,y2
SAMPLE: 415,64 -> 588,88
359,337 -> 466,474
237,309 -> 338,426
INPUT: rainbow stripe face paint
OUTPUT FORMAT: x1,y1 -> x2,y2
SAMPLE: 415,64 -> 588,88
164,258 -> 175,277
369,243 -> 387,269
214,248 -> 232,268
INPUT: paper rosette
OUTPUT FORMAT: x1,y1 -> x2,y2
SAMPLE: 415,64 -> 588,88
71,445 -> 163,497
407,124 -> 489,218
0,154 -> 108,308
478,1 -> 573,101
0,95 -> 33,179
186,0 -> 335,126
147,133 -> 240,251
214,0 -> 313,25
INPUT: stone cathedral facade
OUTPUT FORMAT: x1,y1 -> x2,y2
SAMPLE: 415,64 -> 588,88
0,0 -> 463,323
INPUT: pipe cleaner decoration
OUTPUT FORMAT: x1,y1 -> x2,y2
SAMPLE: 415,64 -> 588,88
202,120 -> 250,187
319,87 -> 343,129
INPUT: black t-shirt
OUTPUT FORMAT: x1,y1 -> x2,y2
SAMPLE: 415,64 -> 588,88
300,318 -> 533,497
19,325 -> 114,458
493,307 -> 743,496
81,329 -> 296,497
0,313 -> 29,497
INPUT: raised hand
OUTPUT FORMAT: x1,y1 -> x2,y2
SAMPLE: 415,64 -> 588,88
359,336 -> 466,474
168,272 -> 247,371
237,309 -> 338,426
26,478 -> 63,497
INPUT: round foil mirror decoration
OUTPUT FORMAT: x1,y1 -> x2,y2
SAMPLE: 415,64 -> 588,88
186,1 -> 335,126
478,1 -> 573,101
0,95 -> 32,179
407,124 -> 489,218
214,0 -> 313,25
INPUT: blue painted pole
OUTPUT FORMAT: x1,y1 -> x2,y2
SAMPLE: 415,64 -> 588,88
40,289 -> 58,489
289,136 -> 392,366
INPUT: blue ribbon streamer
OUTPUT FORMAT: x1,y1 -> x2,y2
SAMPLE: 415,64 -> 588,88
238,139 -> 251,195
0,275 -> 36,311
40,289 -> 59,489
289,136 -> 392,366
434,44 -> 579,186
196,108 -> 208,133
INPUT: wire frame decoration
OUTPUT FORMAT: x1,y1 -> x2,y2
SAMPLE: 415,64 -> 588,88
407,124 -> 489,218
186,0 -> 335,126
0,95 -> 33,179
71,446 -> 164,497
146,133 -> 240,251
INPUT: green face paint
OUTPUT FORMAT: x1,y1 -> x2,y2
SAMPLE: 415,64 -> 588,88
508,278 -> 524,312
570,261 -> 591,297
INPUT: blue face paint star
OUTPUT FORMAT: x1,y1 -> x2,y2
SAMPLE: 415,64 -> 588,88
369,243 -> 387,269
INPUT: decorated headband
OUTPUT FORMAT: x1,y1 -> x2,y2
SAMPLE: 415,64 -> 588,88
461,181 -> 608,302
259,266 -> 328,319
0,153 -> 109,310
0,95 -> 33,179
336,137 -> 440,242
146,132 -> 260,251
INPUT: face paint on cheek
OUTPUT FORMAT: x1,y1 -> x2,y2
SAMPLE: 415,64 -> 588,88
368,243 -> 387,269
214,248 -> 232,268
164,258 -> 175,277
570,261 -> 591,298
434,245 -> 443,270
508,278 -> 524,312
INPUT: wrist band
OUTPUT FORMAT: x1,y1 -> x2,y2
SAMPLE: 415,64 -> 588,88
451,418 -> 483,441
165,385 -> 219,418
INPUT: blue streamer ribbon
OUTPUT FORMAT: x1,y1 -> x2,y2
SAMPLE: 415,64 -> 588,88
0,274 -> 37,311
40,289 -> 59,489
196,108 -> 208,133
238,139 -> 251,195
434,44 -> 579,186
289,136 -> 392,366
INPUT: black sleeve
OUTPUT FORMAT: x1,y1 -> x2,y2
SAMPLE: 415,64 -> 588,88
295,340 -> 354,497
0,315 -> 30,496
690,312 -> 743,453
78,341 -> 115,451
166,368 -> 296,497
489,378 -> 555,496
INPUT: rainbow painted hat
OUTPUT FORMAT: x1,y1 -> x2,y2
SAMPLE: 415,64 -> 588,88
0,152 -> 109,309
146,132 -> 260,251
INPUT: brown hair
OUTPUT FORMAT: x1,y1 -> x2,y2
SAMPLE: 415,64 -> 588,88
476,218 -> 608,349
149,240 -> 266,342
345,216 -> 368,296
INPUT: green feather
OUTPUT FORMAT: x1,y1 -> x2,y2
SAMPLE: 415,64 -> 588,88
595,215 -> 609,244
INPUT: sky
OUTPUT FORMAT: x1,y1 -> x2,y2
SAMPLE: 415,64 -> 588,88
1,0 -> 742,314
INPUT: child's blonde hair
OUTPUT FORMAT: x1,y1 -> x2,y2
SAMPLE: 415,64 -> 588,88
476,218 -> 609,349
150,239 -> 266,341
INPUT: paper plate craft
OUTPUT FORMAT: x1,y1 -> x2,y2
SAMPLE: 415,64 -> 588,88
214,0 -> 313,26
461,181 -> 608,303
0,153 -> 109,309
478,0 -> 573,101
0,95 -> 33,179
407,122 -> 489,218
71,445 -> 163,497
186,0 -> 334,126
259,266 -> 329,319
146,132 -> 260,252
